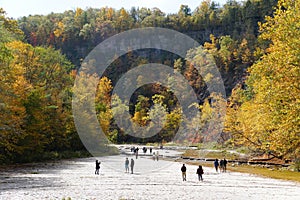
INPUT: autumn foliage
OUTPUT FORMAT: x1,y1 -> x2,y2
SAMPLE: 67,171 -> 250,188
0,0 -> 299,163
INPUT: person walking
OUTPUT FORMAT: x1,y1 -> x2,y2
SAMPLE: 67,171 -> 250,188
219,159 -> 224,172
130,158 -> 135,174
196,165 -> 204,181
181,164 -> 187,181
143,147 -> 147,154
135,147 -> 139,159
223,158 -> 228,172
125,157 -> 129,173
214,159 -> 219,172
95,160 -> 101,175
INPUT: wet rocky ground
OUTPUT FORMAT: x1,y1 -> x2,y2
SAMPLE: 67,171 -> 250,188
1,146 -> 299,199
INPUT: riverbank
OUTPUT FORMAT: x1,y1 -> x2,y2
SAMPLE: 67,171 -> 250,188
0,144 -> 119,166
172,148 -> 300,183
170,157 -> 300,183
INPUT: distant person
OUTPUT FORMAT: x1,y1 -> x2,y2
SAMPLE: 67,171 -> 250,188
143,147 -> 147,154
220,159 -> 224,172
131,146 -> 135,152
130,158 -> 135,174
95,160 -> 101,175
156,151 -> 159,161
223,158 -> 228,172
150,147 -> 152,154
135,147 -> 139,159
181,164 -> 187,181
214,159 -> 219,172
152,152 -> 156,161
196,165 -> 204,181
125,158 -> 129,173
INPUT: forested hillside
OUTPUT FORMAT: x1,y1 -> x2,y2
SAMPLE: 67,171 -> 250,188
0,8 -> 84,163
18,0 -> 276,94
0,0 -> 299,164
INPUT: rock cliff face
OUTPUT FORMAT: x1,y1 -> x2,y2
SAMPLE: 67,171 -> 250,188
184,29 -> 224,44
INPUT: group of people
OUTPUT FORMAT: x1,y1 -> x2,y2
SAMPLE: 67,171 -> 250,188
96,158 -> 227,179
131,146 -> 153,159
132,147 -> 139,159
125,151 -> 159,174
95,148 -> 160,175
181,164 -> 204,181
180,158 -> 228,181
95,158 -> 135,175
125,157 -> 135,174
96,148 -> 227,178
142,146 -> 152,154
152,151 -> 159,161
214,158 -> 228,173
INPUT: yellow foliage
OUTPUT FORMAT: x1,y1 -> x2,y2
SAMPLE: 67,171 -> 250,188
75,8 -> 83,18
225,0 -> 300,159
54,21 -> 64,38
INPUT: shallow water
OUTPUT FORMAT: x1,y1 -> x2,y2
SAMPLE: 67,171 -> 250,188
1,146 -> 299,200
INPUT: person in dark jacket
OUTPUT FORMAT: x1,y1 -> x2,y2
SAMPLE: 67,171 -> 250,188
214,159 -> 219,172
95,160 -> 101,175
196,165 -> 204,181
223,158 -> 228,172
125,157 -> 129,173
220,159 -> 224,172
135,147 -> 139,159
181,164 -> 187,181
130,158 -> 135,174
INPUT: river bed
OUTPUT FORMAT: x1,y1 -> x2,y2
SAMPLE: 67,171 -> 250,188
0,146 -> 299,200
